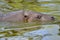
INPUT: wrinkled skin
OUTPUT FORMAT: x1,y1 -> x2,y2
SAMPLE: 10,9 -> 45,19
24,10 -> 55,22
0,10 -> 55,23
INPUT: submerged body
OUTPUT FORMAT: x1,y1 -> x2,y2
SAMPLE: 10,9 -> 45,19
0,10 -> 55,23
0,10 -> 25,23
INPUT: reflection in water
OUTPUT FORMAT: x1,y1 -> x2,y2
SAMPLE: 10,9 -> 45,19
23,25 -> 59,36
23,25 -> 59,40
42,36 -> 60,40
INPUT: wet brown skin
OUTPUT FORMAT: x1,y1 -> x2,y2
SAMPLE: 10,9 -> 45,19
24,10 -> 55,22
1,10 -> 25,23
0,10 -> 55,23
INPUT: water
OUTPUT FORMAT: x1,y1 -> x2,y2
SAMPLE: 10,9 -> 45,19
0,0 -> 60,40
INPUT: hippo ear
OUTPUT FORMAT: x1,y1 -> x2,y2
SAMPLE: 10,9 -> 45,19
36,15 -> 42,19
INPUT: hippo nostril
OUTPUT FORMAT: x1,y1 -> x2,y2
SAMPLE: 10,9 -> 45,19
51,17 -> 55,20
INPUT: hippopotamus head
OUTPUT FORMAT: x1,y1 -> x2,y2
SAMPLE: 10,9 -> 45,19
37,14 -> 55,22
24,10 -> 55,22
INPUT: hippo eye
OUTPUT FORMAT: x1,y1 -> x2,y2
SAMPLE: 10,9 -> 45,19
51,17 -> 54,19
36,15 -> 41,19
24,15 -> 28,18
